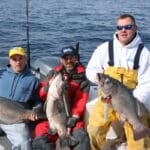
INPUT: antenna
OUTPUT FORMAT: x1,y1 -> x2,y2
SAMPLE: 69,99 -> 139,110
26,0 -> 30,67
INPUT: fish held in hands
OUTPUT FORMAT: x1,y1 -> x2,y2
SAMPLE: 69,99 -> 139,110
0,97 -> 45,124
96,73 -> 150,140
46,73 -> 78,149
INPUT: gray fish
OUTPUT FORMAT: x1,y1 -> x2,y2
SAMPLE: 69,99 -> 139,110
46,73 -> 67,136
0,97 -> 45,124
96,73 -> 150,140
46,73 -> 78,149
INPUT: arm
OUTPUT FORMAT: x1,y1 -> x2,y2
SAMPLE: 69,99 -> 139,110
28,79 -> 43,121
67,78 -> 90,131
133,47 -> 150,112
71,79 -> 90,119
86,42 -> 108,83
30,79 -> 42,106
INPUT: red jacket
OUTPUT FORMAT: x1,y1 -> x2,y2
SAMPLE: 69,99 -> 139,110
39,63 -> 90,130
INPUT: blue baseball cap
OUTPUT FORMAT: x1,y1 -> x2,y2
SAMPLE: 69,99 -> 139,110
61,46 -> 78,57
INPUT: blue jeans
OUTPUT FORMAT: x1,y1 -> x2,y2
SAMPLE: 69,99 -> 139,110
0,123 -> 32,150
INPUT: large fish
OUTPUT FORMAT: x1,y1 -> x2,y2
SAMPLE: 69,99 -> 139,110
46,73 -> 78,150
46,73 -> 67,136
0,97 -> 45,124
96,73 -> 150,140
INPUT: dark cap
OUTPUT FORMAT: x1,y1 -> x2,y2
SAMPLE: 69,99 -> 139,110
61,46 -> 78,57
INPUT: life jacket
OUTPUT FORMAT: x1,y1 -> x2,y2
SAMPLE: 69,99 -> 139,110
104,40 -> 144,89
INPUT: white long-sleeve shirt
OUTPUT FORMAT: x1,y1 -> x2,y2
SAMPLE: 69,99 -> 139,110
86,33 -> 150,111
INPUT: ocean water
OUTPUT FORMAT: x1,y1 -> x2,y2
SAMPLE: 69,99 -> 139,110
0,0 -> 150,65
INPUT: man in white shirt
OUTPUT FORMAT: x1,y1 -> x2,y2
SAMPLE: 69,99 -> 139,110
86,14 -> 150,150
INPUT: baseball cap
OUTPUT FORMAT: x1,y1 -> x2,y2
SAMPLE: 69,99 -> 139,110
9,47 -> 26,57
61,46 -> 78,57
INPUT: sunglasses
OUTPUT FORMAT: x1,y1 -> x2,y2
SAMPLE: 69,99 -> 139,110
116,24 -> 134,30
63,55 -> 77,60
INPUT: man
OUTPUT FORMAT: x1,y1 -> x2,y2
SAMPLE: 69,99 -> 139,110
32,46 -> 90,150
0,47 -> 41,150
86,14 -> 150,150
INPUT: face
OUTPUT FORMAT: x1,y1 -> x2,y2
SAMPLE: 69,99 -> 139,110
116,17 -> 137,45
9,55 -> 27,73
60,55 -> 78,73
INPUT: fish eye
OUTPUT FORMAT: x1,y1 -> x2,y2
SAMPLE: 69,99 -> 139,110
105,79 -> 111,84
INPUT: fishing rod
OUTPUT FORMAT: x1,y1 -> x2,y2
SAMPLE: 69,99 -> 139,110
26,0 -> 30,67
75,42 -> 80,61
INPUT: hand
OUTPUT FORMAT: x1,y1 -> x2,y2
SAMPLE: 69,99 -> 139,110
66,116 -> 78,128
28,113 -> 38,121
67,128 -> 71,135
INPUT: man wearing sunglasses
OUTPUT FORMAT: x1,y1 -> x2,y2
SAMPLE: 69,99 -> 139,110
86,14 -> 150,150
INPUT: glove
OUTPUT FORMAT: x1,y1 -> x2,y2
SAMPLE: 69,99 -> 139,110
66,116 -> 78,128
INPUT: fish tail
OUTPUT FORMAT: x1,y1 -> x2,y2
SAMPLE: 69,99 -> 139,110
69,135 -> 79,146
134,126 -> 150,140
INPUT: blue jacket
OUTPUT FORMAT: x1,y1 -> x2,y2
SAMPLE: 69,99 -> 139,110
0,65 -> 41,106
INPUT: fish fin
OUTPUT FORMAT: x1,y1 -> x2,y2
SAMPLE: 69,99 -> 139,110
43,101 -> 47,112
134,126 -> 150,140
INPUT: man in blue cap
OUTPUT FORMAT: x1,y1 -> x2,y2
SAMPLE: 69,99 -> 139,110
32,46 -> 90,150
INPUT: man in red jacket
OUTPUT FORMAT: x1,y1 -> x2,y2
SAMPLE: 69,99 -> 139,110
32,46 -> 90,150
